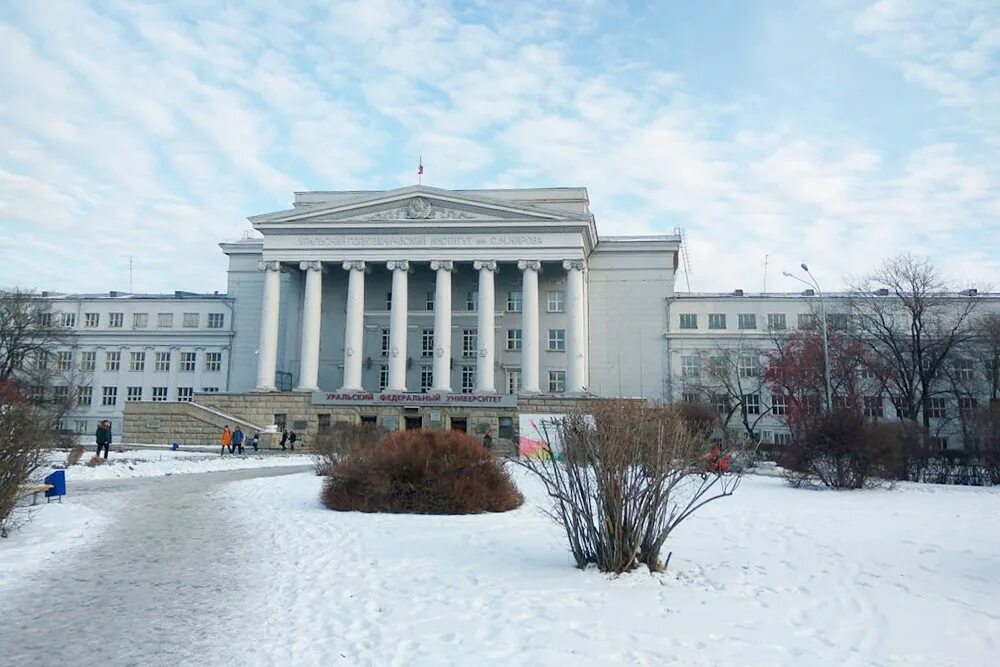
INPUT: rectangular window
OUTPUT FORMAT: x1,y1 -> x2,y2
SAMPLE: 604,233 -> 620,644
547,290 -> 565,313
681,355 -> 700,378
774,432 -> 792,445
709,355 -> 728,377
767,313 -> 787,330
53,385 -> 69,403
154,351 -> 170,372
461,366 -> 476,393
864,396 -> 883,418
34,351 -> 49,370
425,291 -> 434,311
177,387 -> 194,402
462,329 -> 478,357
420,366 -> 433,393
834,394 -> 850,410
506,329 -> 522,351
78,386 -> 92,406
927,397 -> 946,419
548,370 -> 566,393
679,313 -> 698,329
682,392 -> 699,403
318,414 -> 332,433
380,329 -> 390,357
772,393 -> 788,416
28,385 -> 44,403
385,291 -> 393,310
152,387 -> 168,402
506,369 -> 521,395
827,314 -> 849,330
959,396 -> 977,417
208,313 -> 224,329
126,386 -> 143,402
745,393 -> 761,415
205,352 -> 222,372
109,312 -> 124,328
738,355 -> 759,378
84,312 -> 100,328
954,359 -> 974,381
56,350 -> 73,371
37,312 -> 52,327
378,365 -> 389,391
129,352 -> 145,372
506,291 -> 523,313
466,291 -> 478,312
708,313 -> 727,330
201,387 -> 219,394
80,351 -> 96,371
157,312 -> 173,328
133,312 -> 148,328
930,436 -> 949,451
421,329 -> 434,358
183,312 -> 199,328
61,312 -> 76,328
102,386 -> 118,406
499,416 -> 514,440
75,419 -> 88,434
797,314 -> 818,330
548,329 -> 566,351
712,393 -> 729,415
738,314 -> 757,330
180,352 -> 196,372
893,397 -> 911,419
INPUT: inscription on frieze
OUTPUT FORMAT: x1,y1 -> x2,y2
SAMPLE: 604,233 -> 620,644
300,234 -> 543,247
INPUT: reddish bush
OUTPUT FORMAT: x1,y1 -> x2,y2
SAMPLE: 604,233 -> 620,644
322,429 -> 524,514
66,444 -> 86,467
85,455 -> 106,467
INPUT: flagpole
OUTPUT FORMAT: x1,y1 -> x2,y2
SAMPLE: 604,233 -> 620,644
418,155 -> 423,185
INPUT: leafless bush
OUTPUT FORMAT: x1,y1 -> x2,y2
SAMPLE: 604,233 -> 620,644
66,444 -> 86,467
85,455 -> 106,468
780,410 -> 902,489
519,399 -> 743,574
313,422 -> 387,475
1,399 -> 54,538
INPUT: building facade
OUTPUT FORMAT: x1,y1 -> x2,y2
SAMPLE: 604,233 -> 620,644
36,292 -> 234,440
223,186 -> 680,402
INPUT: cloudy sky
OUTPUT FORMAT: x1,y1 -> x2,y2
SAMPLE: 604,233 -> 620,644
1,0 -> 997,295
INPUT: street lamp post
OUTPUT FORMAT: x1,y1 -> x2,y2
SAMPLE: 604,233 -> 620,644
783,264 -> 833,412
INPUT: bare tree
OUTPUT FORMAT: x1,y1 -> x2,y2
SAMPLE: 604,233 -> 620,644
0,289 -> 68,383
972,313 -> 1000,403
849,254 -> 981,431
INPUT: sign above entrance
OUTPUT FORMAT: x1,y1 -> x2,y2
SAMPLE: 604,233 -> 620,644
312,391 -> 517,408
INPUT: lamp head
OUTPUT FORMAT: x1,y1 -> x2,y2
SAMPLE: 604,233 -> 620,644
800,263 -> 809,272
782,271 -> 793,278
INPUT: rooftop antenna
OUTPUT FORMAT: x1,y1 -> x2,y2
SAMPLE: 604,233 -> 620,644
417,156 -> 424,186
122,255 -> 134,292
763,254 -> 769,293
675,227 -> 693,292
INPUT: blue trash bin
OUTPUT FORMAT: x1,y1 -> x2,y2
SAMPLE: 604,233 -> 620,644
171,442 -> 180,451
44,469 -> 66,502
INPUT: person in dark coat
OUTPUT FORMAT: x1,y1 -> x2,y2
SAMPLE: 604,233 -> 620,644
250,431 -> 259,452
95,420 -> 112,459
279,429 -> 288,451
232,426 -> 245,455
482,432 -> 493,451
288,431 -> 297,451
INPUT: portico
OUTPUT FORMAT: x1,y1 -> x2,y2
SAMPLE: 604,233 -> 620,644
245,186 -> 598,396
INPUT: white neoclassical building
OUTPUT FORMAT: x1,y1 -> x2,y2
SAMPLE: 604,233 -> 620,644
221,186 -> 681,400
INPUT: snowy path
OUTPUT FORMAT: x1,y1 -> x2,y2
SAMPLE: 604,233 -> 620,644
0,465 -> 311,667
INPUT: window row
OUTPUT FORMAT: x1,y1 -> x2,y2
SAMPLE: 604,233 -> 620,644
43,311 -> 226,329
388,290 -> 565,313
678,312 -> 853,331
680,391 -> 972,420
373,365 -> 565,394
379,329 -> 567,356
37,350 -> 226,373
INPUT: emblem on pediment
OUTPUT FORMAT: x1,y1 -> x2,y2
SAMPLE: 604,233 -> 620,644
406,197 -> 432,219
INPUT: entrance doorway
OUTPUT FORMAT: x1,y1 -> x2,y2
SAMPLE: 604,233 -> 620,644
404,416 -> 423,430
450,417 -> 467,432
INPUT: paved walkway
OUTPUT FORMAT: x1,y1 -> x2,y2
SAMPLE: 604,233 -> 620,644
0,465 -> 310,667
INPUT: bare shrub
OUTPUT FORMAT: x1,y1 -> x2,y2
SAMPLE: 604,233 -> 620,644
519,399 -> 743,574
85,455 -> 106,467
313,422 -> 386,476
66,444 -> 86,467
322,429 -> 523,514
971,404 -> 1000,485
780,410 -> 902,489
0,385 -> 54,538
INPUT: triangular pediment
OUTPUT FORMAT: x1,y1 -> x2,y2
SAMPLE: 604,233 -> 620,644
249,186 -> 590,226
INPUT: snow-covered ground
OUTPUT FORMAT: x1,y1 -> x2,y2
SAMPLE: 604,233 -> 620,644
219,469 -> 1000,667
44,448 -> 313,481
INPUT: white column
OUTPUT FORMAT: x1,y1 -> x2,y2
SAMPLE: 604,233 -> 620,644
341,261 -> 366,391
387,260 -> 410,391
518,260 -> 541,393
563,259 -> 587,393
430,260 -> 453,391
296,261 -> 323,391
254,260 -> 281,391
474,260 -> 497,392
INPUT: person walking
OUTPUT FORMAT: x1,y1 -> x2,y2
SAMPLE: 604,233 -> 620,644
288,430 -> 297,451
250,431 -> 259,452
232,426 -> 245,455
220,425 -> 232,456
279,429 -> 288,451
95,420 -> 112,460
482,431 -> 493,451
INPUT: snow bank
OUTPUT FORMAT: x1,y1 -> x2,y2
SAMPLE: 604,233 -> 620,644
218,469 -> 1000,666
45,449 -> 312,482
